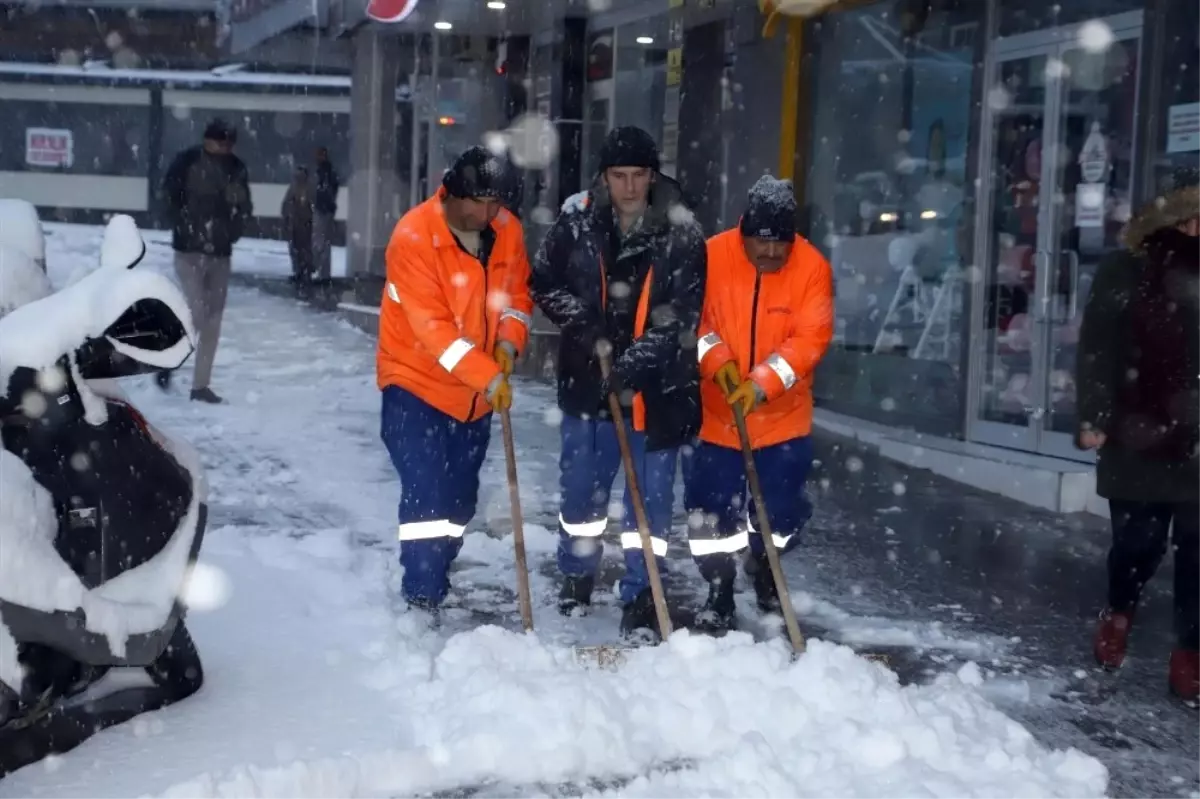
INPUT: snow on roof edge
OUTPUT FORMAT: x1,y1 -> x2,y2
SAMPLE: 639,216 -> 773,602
0,61 -> 351,89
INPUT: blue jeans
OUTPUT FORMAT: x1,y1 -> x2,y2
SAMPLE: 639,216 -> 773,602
681,436 -> 814,583
380,386 -> 491,606
556,415 -> 679,604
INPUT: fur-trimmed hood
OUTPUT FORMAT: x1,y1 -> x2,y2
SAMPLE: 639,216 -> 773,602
1124,183 -> 1199,250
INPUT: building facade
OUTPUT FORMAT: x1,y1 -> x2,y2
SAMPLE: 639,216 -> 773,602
792,0 -> 1198,473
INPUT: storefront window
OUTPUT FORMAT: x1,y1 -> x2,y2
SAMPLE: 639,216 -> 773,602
802,1 -> 984,435
1150,0 -> 1198,193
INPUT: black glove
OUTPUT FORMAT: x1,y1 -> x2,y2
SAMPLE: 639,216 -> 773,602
600,358 -> 635,409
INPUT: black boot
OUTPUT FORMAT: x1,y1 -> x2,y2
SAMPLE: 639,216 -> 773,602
190,387 -> 224,404
558,573 -> 595,616
745,552 -> 781,614
619,588 -> 663,644
693,578 -> 737,634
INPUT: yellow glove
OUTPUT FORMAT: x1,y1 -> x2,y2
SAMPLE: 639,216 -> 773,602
727,379 -> 764,417
486,374 -> 512,411
494,343 -> 516,377
714,361 -> 740,397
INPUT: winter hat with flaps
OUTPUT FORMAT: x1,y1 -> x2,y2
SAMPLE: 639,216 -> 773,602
442,146 -> 507,199
740,175 -> 797,241
1124,165 -> 1200,249
597,126 -> 660,174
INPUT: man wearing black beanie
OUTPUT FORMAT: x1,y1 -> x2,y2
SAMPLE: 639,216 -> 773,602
529,125 -> 706,642
682,175 -> 834,631
376,145 -> 534,613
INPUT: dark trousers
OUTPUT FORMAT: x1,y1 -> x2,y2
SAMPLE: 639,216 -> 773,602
682,437 -> 814,583
380,386 -> 491,605
554,415 -> 678,604
1107,500 -> 1199,650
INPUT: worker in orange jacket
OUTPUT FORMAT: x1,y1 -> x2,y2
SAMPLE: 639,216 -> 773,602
377,146 -> 534,611
684,175 -> 834,631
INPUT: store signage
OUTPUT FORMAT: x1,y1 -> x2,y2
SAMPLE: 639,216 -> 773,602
367,0 -> 420,23
1166,102 -> 1200,154
25,128 -> 73,169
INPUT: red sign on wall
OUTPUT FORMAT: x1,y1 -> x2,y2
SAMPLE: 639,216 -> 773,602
366,0 -> 420,23
25,128 -> 74,169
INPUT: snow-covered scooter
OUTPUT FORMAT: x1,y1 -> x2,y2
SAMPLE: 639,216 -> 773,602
0,216 -> 207,778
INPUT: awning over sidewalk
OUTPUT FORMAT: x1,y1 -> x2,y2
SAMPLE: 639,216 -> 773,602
221,0 -> 328,54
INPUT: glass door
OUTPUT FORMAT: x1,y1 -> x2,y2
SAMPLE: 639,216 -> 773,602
968,11 -> 1142,458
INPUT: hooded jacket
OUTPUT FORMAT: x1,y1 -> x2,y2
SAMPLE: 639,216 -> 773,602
530,174 -> 706,451
1077,181 -> 1199,503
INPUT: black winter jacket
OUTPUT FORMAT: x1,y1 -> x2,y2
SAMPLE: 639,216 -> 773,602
161,146 -> 253,258
314,161 -> 339,216
530,174 -> 707,451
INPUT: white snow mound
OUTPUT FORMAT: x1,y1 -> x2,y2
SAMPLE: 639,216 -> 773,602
0,244 -> 52,318
0,197 -> 45,267
155,629 -> 1107,798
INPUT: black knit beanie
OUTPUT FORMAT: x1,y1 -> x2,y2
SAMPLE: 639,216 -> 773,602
740,175 -> 797,241
597,126 -> 660,174
203,118 -> 237,144
442,146 -> 506,199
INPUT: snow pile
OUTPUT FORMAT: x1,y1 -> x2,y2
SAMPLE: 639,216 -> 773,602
156,624 -> 1106,798
0,244 -> 52,318
0,197 -> 45,268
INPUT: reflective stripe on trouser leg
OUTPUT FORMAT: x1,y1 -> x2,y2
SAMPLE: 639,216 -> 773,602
618,433 -> 679,605
681,440 -> 748,584
744,436 -> 814,559
556,416 -> 622,577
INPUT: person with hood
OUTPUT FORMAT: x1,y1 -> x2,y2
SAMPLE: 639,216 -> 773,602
281,166 -> 315,283
529,125 -> 707,641
312,146 -> 339,282
157,118 -> 252,404
685,176 -> 833,631
1077,167 -> 1199,704
378,146 -> 534,612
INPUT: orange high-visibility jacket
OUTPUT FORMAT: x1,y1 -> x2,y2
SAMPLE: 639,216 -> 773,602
376,189 -> 534,422
697,228 -> 834,449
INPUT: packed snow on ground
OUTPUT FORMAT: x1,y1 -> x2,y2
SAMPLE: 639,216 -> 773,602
0,222 -> 1108,798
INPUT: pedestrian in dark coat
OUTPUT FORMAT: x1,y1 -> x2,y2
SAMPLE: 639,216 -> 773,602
529,125 -> 707,641
157,118 -> 252,403
281,166 -> 315,283
1077,167 -> 1199,703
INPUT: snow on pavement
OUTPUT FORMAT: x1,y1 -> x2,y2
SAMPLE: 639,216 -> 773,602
0,224 -> 1108,797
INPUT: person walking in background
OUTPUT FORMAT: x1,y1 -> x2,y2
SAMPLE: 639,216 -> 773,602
1077,167 -> 1199,705
281,166 -> 315,284
684,176 -> 834,632
377,146 -> 534,613
157,118 -> 252,404
529,126 -> 706,642
312,146 -> 339,282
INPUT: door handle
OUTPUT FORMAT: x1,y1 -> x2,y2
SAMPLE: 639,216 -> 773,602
1065,250 -> 1080,319
1033,250 -> 1051,323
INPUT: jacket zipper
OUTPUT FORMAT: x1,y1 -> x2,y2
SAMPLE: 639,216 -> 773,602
748,270 -> 762,369
468,251 -> 489,420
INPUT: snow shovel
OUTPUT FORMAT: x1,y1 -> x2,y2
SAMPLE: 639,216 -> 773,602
499,407 -> 535,633
572,350 -> 673,667
731,404 -> 889,666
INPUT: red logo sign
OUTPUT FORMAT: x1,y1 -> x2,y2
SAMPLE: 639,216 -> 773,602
366,0 -> 420,23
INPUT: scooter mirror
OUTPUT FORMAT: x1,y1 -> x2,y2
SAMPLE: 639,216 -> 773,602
76,297 -> 193,380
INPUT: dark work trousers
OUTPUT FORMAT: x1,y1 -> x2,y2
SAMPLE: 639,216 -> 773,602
1107,500 -> 1200,650
380,385 -> 491,606
682,437 -> 814,584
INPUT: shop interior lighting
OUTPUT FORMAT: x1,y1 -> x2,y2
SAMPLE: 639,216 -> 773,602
487,1 -> 506,8
920,209 -> 939,219
878,211 -> 898,223
434,20 -> 452,29
636,36 -> 654,44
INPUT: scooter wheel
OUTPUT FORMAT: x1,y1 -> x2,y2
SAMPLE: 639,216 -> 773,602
145,622 -> 203,700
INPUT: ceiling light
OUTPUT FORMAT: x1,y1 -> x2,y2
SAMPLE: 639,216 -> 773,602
487,1 -> 506,8
636,36 -> 654,44
434,20 -> 452,29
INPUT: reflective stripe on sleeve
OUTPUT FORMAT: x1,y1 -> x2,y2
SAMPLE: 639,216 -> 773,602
697,332 -> 723,362
764,353 -> 797,389
386,282 -> 401,303
501,308 -> 533,327
438,337 -> 475,371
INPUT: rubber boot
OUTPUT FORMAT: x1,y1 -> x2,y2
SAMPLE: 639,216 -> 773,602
745,552 -> 781,614
619,588 -> 662,645
1094,608 -> 1134,669
1169,649 -> 1199,705
558,574 -> 595,616
693,578 -> 737,634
